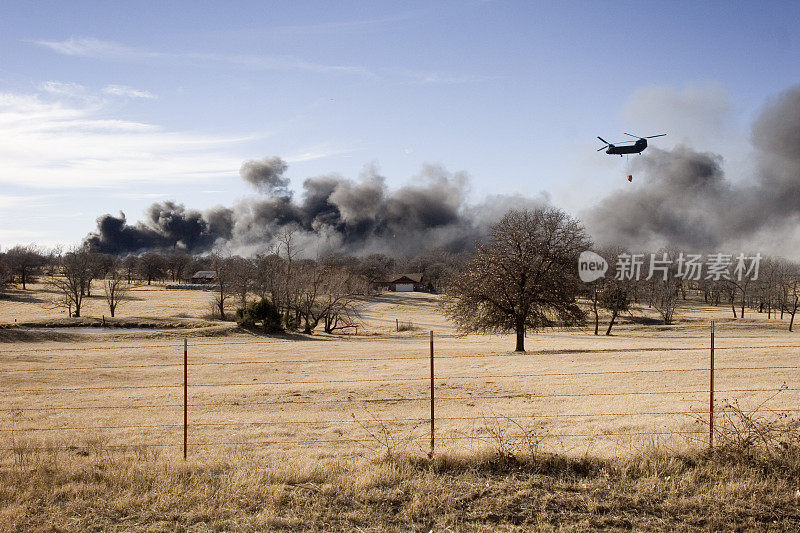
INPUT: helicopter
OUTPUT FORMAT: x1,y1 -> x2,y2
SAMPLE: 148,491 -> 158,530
597,132 -> 666,156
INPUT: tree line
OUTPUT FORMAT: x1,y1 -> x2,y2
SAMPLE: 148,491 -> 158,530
0,237 -> 464,332
2,208 -> 798,347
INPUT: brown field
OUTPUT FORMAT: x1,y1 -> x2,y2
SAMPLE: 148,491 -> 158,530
2,282 -> 800,530
2,281 -> 799,459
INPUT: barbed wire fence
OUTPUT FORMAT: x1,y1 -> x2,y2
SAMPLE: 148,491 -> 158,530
2,322 -> 800,459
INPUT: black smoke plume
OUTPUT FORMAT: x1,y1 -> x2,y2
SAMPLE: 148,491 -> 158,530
85,201 -> 233,254
85,160 -> 545,256
85,85 -> 800,258
586,85 -> 800,254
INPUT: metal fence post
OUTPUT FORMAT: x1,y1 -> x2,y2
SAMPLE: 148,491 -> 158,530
184,337 -> 188,460
429,330 -> 435,459
709,321 -> 714,449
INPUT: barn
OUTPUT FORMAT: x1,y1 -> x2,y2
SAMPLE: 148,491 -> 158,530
190,270 -> 217,284
377,273 -> 425,292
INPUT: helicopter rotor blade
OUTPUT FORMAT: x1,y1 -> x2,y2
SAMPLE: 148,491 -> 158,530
623,132 -> 642,139
597,136 -> 610,145
597,146 -> 608,152
644,134 -> 667,138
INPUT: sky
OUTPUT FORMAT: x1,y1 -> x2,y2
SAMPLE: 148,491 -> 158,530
1,0 -> 799,249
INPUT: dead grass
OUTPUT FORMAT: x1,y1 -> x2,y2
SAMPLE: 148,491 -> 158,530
2,284 -> 800,528
1,445 -> 799,531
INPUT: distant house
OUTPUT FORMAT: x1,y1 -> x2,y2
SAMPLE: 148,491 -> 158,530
190,270 -> 217,284
375,273 -> 425,292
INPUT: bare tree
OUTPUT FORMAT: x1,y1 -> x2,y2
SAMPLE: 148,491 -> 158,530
319,266 -> 367,333
645,249 -> 682,325
651,277 -> 680,325
103,261 -> 130,317
165,251 -> 192,282
276,227 -> 303,327
227,256 -> 255,310
443,208 -> 589,352
254,252 -> 285,302
356,253 -> 396,288
402,248 -> 457,293
5,244 -> 46,290
122,255 -> 138,284
293,260 -> 324,334
780,262 -> 800,332
49,247 -> 93,317
210,254 -> 231,320
0,251 -> 10,295
86,252 -> 114,297
599,282 -> 630,335
290,262 -> 367,334
136,252 -> 166,285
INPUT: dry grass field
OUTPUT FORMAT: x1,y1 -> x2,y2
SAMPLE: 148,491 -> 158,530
2,282 -> 800,530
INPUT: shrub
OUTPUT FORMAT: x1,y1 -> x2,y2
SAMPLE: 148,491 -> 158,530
236,298 -> 283,333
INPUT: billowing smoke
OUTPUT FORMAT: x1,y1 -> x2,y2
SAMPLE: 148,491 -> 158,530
85,201 -> 233,254
85,160 -> 546,256
85,84 -> 800,258
239,156 -> 290,196
586,85 -> 800,255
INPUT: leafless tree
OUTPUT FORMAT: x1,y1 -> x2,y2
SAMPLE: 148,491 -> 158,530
0,251 -> 11,295
778,261 -> 800,332
356,253 -> 396,287
165,251 -> 192,282
86,252 -> 114,297
5,244 -> 46,289
210,254 -> 231,320
49,247 -> 93,317
599,282 -> 631,335
122,255 -> 138,284
227,256 -> 256,310
136,252 -> 166,285
402,248 -> 458,293
642,249 -> 682,325
103,260 -> 130,317
319,266 -> 367,333
291,262 -> 367,334
443,208 -> 589,352
276,227 -> 303,327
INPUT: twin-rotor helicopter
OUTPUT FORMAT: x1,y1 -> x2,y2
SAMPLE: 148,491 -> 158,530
596,132 -> 666,181
597,132 -> 666,156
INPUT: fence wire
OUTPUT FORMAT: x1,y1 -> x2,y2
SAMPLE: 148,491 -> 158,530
2,337 -> 798,454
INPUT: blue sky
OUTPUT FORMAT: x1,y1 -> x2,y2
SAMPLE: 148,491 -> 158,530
1,1 -> 799,248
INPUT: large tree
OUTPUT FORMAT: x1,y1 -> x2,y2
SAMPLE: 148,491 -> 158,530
443,208 -> 589,352
49,247 -> 93,317
5,245 -> 46,290
136,252 -> 166,285
103,260 -> 130,317
0,252 -> 10,294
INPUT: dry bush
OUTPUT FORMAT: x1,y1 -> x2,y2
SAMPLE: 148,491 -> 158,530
397,320 -> 418,331
690,387 -> 800,473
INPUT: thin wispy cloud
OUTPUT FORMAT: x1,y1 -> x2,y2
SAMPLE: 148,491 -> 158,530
32,37 -> 495,83
0,90 -> 249,189
102,84 -> 156,99
284,143 -> 357,163
258,12 -> 420,36
399,70 -> 502,85
33,37 -> 369,76
38,81 -> 87,97
34,37 -> 161,60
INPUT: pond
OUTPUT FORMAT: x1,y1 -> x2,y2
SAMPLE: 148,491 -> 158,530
22,327 -> 171,335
